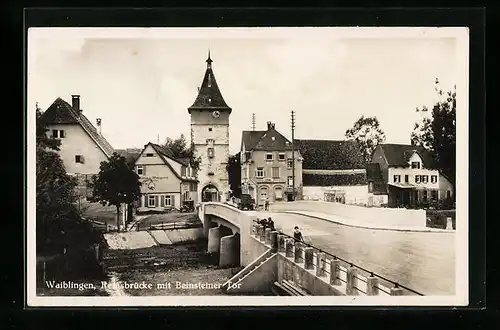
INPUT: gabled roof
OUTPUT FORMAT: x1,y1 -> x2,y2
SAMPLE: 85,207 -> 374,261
138,143 -> 197,183
188,52 -> 232,113
40,97 -> 115,158
376,144 -> 434,167
241,128 -> 294,152
294,139 -> 365,170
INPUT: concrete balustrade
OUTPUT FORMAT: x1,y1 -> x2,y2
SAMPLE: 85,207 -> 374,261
390,286 -> 404,296
294,243 -> 303,263
265,228 -> 272,245
316,253 -> 326,277
278,235 -> 286,252
304,248 -> 314,270
330,259 -> 341,285
259,225 -> 266,241
270,231 -> 278,252
285,239 -> 294,257
207,226 -> 221,254
366,277 -> 379,296
346,267 -> 358,295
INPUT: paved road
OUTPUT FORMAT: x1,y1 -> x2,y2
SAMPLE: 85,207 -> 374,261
249,211 -> 455,296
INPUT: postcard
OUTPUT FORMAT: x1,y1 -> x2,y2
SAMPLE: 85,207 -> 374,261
27,26 -> 469,306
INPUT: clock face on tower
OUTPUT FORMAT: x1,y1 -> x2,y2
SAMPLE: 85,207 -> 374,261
212,110 -> 220,118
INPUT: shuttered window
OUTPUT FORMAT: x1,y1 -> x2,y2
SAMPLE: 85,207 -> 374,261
272,167 -> 280,178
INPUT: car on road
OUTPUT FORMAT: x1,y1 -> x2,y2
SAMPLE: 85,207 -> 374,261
237,194 -> 255,210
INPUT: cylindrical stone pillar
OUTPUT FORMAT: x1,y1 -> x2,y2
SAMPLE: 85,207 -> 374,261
366,277 -> 379,296
304,248 -> 314,269
330,259 -> 340,285
207,226 -> 221,253
446,217 -> 453,230
265,228 -> 272,245
294,242 -> 303,263
285,239 -> 294,257
346,267 -> 358,295
270,231 -> 278,252
316,253 -> 326,277
278,235 -> 286,252
390,286 -> 404,296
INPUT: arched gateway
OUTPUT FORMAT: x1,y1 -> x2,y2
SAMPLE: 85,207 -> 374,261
202,184 -> 220,202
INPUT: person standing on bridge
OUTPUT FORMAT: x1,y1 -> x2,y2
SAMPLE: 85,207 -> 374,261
267,217 -> 275,231
293,226 -> 304,242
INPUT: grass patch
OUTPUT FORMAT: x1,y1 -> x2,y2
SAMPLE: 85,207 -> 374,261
426,210 -> 456,229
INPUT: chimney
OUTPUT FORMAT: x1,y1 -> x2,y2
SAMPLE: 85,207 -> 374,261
267,122 -> 275,130
96,118 -> 102,134
71,95 -> 80,111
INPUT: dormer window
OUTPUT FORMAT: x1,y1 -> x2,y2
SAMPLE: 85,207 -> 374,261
411,162 -> 420,169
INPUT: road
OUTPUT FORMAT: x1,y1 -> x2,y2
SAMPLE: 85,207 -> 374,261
249,211 -> 455,296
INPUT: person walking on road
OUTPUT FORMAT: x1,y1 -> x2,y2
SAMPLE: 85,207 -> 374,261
293,226 -> 304,242
264,197 -> 270,211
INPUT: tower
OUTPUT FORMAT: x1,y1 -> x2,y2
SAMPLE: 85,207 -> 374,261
188,51 -> 232,203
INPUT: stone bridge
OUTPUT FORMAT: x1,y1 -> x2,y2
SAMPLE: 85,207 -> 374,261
198,202 -> 420,296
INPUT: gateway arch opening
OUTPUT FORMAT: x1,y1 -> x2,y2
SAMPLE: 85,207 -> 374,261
202,184 -> 220,202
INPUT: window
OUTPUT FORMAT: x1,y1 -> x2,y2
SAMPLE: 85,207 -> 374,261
256,167 -> 264,178
411,162 -> 420,169
278,153 -> 286,161
164,195 -> 172,206
404,175 -> 409,183
415,175 -> 421,183
287,176 -> 293,186
145,153 -> 154,157
136,165 -> 144,175
423,190 -> 428,201
260,188 -> 268,201
181,167 -> 186,177
272,167 -> 280,178
275,187 -> 283,200
431,175 -> 438,183
52,129 -> 65,138
287,159 -> 293,169
75,155 -> 83,164
393,175 -> 401,183
431,190 -> 438,201
208,128 -> 212,132
422,175 -> 429,183
266,153 -> 273,161
148,195 -> 156,207
208,147 -> 214,158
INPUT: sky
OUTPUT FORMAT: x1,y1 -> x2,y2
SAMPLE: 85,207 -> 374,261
27,28 -> 465,155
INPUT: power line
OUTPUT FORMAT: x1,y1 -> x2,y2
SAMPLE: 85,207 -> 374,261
291,110 -> 296,201
251,113 -> 256,131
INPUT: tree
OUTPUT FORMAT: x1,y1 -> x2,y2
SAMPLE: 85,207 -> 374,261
345,116 -> 386,164
36,104 -> 79,250
411,78 -> 456,192
89,153 -> 142,231
162,134 -> 201,174
226,153 -> 242,198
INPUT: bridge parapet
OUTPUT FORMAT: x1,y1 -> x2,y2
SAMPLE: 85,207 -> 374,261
203,202 -> 241,229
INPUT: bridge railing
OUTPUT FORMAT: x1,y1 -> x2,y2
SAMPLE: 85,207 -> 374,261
252,219 -> 424,296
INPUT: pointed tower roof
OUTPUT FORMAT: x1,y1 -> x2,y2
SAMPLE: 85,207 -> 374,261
188,51 -> 232,114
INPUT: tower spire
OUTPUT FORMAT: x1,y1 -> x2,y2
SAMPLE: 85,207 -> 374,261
206,49 -> 212,69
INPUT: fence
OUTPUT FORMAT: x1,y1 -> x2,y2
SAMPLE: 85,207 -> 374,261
252,219 -> 424,296
136,221 -> 202,231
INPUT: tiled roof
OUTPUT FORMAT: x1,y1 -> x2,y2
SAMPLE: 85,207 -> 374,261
303,173 -> 367,186
241,126 -> 293,151
40,97 -> 115,158
294,139 -> 365,170
377,144 -> 434,167
188,55 -> 231,113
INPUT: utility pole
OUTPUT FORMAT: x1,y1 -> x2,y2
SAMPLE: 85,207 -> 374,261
291,110 -> 296,201
251,113 -> 256,131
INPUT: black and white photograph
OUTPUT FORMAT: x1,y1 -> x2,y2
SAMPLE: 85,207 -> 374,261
27,26 -> 469,306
